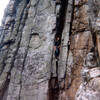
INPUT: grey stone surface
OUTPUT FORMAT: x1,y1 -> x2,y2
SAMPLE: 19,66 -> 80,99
0,0 -> 100,100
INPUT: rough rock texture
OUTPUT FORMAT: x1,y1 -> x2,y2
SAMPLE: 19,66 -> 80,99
0,0 -> 100,100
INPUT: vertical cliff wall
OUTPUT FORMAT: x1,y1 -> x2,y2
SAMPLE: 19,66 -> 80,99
0,0 -> 100,100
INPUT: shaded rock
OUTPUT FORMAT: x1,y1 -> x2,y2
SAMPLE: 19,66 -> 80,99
0,0 -> 100,100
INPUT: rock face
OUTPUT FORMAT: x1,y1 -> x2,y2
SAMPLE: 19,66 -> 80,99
0,0 -> 100,100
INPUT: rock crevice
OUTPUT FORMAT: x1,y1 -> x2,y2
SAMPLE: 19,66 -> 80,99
0,0 -> 100,100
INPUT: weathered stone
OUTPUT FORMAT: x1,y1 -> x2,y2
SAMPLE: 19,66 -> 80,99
0,0 -> 100,100
89,67 -> 100,78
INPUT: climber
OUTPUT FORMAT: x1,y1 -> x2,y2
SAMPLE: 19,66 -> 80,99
54,36 -> 61,61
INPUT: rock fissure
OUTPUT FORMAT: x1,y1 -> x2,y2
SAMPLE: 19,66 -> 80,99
0,0 -> 31,100
48,0 -> 71,100
0,0 -> 100,100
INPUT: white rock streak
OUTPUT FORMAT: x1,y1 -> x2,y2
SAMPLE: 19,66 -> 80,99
0,0 -> 10,25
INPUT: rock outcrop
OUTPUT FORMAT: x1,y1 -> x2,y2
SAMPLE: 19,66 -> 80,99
0,0 -> 100,100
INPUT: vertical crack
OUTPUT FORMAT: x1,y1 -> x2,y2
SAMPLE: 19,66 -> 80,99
69,0 -> 75,36
48,0 -> 68,100
48,77 -> 59,100
64,0 -> 75,89
8,0 -> 30,73
89,19 -> 100,65
18,34 -> 31,100
56,0 -> 68,38
55,0 -> 68,75
0,72 -> 11,100
0,0 -> 31,100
